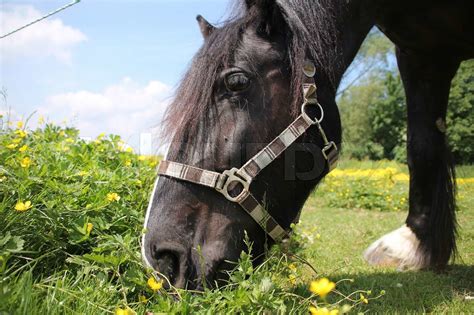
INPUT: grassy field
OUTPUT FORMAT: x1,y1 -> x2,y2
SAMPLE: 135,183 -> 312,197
301,204 -> 474,313
1,122 -> 473,314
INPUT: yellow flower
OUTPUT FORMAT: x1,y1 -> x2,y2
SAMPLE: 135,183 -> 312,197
86,223 -> 93,234
126,147 -> 133,153
458,178 -> 474,184
15,129 -> 27,138
288,263 -> 297,272
309,306 -> 339,315
12,138 -> 22,144
288,274 -> 297,285
18,145 -> 28,152
20,157 -> 32,168
6,143 -> 18,149
106,192 -> 121,202
139,294 -> 148,303
138,155 -> 146,161
124,159 -> 132,167
360,293 -> 369,304
115,307 -> 133,315
59,130 -> 66,137
65,138 -> 74,143
147,277 -> 163,291
117,141 -> 128,152
15,200 -> 32,212
16,121 -> 24,129
309,278 -> 335,298
76,170 -> 88,176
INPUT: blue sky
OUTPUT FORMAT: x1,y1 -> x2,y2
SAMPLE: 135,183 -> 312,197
1,0 -> 234,149
1,0 -> 380,152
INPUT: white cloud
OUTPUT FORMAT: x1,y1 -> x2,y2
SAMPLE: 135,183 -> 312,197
1,5 -> 86,63
40,78 -> 172,149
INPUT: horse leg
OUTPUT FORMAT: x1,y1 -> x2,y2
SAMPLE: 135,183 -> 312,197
364,48 -> 460,270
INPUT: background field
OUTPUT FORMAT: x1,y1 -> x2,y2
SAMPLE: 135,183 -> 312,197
302,200 -> 474,313
0,124 -> 473,314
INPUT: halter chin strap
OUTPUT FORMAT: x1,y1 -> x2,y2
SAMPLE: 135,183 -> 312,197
157,60 -> 338,242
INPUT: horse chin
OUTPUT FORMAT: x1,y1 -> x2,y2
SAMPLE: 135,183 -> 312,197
363,225 -> 429,271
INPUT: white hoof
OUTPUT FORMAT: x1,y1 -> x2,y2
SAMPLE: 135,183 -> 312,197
363,225 -> 428,271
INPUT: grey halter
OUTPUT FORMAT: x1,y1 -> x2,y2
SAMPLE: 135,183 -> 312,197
157,61 -> 338,242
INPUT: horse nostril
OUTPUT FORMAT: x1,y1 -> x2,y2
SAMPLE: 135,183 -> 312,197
154,250 -> 179,285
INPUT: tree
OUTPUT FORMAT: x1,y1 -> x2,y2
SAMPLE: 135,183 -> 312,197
338,29 -> 473,165
446,60 -> 474,164
338,73 -> 385,160
337,29 -> 394,97
368,72 -> 406,161
339,71 -> 406,161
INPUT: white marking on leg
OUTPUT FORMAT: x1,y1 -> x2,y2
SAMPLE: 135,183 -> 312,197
141,176 -> 161,269
363,225 -> 428,271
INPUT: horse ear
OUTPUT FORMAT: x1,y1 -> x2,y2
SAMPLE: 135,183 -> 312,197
196,15 -> 215,39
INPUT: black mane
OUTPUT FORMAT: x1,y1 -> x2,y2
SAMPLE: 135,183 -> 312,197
163,0 -> 343,146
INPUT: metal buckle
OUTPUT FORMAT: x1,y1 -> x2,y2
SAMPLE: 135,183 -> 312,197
215,168 -> 250,203
303,60 -> 316,78
301,102 -> 324,125
322,142 -> 338,171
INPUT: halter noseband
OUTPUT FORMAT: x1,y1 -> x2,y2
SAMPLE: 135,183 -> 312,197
157,60 -> 338,242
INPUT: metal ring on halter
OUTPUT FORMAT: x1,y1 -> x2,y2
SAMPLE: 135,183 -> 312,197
215,168 -> 251,203
301,102 -> 324,125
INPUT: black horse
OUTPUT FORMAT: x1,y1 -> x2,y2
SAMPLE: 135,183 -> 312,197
142,0 -> 474,289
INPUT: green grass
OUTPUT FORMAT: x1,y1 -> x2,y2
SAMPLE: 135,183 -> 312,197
1,122 -> 473,314
300,206 -> 474,313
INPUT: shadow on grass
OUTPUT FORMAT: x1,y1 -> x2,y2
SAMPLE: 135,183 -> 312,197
332,265 -> 474,312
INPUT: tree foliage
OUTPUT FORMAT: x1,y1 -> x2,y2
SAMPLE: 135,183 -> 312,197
338,30 -> 473,164
368,72 -> 406,162
446,60 -> 474,164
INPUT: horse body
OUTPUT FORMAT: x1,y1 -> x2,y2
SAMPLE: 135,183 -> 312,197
142,0 -> 473,288
375,0 -> 474,57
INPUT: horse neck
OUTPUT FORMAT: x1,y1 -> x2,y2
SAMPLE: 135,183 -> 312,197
328,0 -> 375,89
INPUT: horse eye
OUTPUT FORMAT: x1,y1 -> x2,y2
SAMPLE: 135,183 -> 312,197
225,73 -> 250,92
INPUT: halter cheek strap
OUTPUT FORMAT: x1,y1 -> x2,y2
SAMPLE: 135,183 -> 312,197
157,60 -> 338,242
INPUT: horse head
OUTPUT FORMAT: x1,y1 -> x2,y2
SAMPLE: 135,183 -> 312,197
142,0 -> 341,289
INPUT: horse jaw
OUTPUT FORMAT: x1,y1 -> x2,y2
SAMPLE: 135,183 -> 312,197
363,225 -> 429,271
